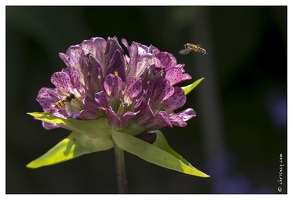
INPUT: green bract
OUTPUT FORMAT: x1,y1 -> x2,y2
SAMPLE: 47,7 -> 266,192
182,77 -> 205,95
27,109 -> 209,177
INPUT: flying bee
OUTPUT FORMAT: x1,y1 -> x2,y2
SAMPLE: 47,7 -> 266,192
179,43 -> 208,55
54,93 -> 75,109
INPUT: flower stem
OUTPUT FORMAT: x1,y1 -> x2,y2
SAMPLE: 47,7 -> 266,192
114,142 -> 128,193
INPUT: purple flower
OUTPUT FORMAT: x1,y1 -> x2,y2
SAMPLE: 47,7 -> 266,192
37,36 -> 196,135
28,36 -> 208,179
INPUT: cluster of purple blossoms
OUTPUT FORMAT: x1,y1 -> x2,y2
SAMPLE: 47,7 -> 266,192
37,36 -> 196,137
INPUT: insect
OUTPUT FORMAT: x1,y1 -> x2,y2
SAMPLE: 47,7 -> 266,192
54,93 -> 75,109
179,43 -> 208,55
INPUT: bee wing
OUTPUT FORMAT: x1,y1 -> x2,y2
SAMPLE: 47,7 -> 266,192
179,48 -> 190,55
64,99 -> 82,116
195,44 -> 202,47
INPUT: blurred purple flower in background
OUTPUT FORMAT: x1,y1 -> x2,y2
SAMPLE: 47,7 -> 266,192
265,89 -> 287,132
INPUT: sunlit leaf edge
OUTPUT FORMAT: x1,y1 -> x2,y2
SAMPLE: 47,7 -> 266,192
182,77 -> 204,95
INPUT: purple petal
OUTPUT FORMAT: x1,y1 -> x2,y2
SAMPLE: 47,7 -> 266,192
103,74 -> 122,97
95,91 -> 108,110
135,104 -> 154,126
65,45 -> 84,71
69,68 -> 84,94
134,90 -> 145,108
85,54 -> 104,94
164,87 -> 186,113
165,67 -> 182,85
50,72 -> 74,94
107,50 -> 126,82
91,37 -> 107,64
181,73 -> 192,81
124,77 -> 142,99
122,40 -> 139,75
144,111 -> 172,130
121,111 -> 137,127
59,53 -> 70,68
168,115 -> 187,127
156,52 -> 177,69
165,64 -> 192,85
169,108 -> 196,127
36,87 -> 59,111
81,39 -> 95,55
177,108 -> 196,121
121,38 -> 130,49
83,93 -> 102,116
104,37 -> 124,69
106,107 -> 121,128
42,121 -> 59,130
144,81 -> 155,100
152,79 -> 174,103
137,42 -> 159,55
136,56 -> 160,76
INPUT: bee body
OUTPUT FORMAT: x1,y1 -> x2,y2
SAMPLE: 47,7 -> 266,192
179,43 -> 208,55
54,93 -> 75,109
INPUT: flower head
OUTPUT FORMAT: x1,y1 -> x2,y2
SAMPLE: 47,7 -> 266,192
37,36 -> 195,134
28,36 -> 208,178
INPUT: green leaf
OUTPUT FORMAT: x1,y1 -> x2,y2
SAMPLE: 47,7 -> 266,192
182,77 -> 204,95
111,129 -> 209,177
27,112 -> 110,139
27,130 -> 113,169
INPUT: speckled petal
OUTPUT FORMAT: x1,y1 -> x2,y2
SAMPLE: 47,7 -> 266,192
81,39 -> 95,55
152,79 -> 174,103
124,77 -> 142,99
50,72 -> 74,94
156,52 -> 177,69
182,73 -> 192,81
164,87 -> 186,113
70,68 -> 84,93
65,45 -> 84,71
137,56 -> 161,78
103,74 -> 122,97
36,87 -> 60,111
165,65 -> 192,85
168,114 -> 187,127
144,111 -> 172,131
177,108 -> 196,121
137,42 -> 159,55
169,108 -> 196,127
95,91 -> 108,110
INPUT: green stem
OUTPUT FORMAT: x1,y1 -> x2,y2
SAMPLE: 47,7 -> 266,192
114,142 -> 128,193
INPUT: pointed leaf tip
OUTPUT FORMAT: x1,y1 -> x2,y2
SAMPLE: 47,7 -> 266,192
182,77 -> 204,95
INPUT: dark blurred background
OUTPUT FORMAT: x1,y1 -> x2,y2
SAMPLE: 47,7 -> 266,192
6,6 -> 287,194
